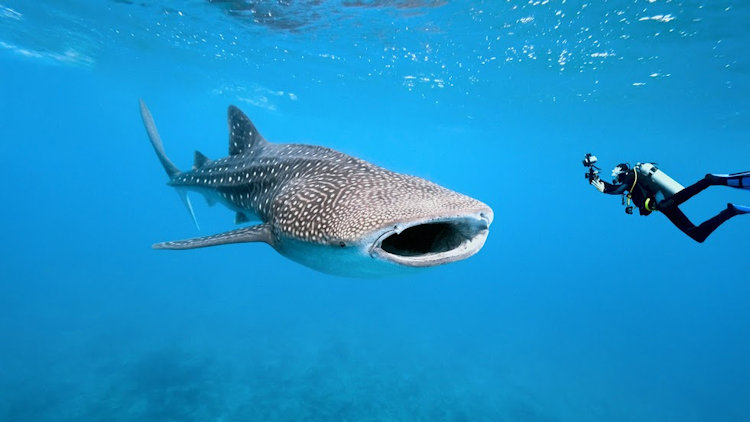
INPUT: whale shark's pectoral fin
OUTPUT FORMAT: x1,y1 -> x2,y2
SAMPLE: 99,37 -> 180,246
153,223 -> 273,250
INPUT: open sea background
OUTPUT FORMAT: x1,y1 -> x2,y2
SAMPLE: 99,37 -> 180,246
1,1 -> 749,421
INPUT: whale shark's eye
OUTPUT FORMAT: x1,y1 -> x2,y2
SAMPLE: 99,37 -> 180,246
339,241 -> 346,248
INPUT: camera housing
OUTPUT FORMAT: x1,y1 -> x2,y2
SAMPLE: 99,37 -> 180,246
582,153 -> 598,167
583,153 -> 600,181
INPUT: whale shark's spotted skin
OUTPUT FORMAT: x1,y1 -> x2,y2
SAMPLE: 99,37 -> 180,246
141,101 -> 493,277
171,143 -> 481,244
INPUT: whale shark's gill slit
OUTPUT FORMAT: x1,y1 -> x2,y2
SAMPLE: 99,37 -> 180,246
380,222 -> 468,257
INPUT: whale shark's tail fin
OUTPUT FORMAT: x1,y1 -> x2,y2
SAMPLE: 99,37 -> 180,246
139,99 -> 199,229
139,99 -> 180,178
175,188 -> 199,230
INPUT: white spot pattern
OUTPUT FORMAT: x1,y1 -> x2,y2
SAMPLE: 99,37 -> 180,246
170,136 -> 488,244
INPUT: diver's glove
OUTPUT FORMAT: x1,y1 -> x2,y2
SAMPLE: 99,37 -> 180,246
590,177 -> 605,193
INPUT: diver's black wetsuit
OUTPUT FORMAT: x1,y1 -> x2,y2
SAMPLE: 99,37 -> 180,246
600,171 -> 653,215
601,171 -> 741,243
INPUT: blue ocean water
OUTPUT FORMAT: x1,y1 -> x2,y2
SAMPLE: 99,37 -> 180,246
1,0 -> 749,420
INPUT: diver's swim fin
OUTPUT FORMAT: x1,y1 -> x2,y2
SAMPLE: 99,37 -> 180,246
710,172 -> 750,189
729,203 -> 750,215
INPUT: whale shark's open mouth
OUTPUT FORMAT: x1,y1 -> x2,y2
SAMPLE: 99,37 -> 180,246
370,213 -> 492,267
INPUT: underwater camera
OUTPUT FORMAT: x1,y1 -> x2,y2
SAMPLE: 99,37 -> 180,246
582,153 -> 598,167
582,153 -> 600,181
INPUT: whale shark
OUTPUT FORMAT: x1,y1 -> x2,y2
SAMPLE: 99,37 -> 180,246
140,100 -> 493,277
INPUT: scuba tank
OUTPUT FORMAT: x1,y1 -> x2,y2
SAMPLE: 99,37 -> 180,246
634,163 -> 684,203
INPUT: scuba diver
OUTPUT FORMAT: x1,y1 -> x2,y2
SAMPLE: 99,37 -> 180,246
583,154 -> 750,243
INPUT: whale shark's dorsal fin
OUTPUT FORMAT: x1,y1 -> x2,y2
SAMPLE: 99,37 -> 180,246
193,150 -> 211,169
227,105 -> 266,156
